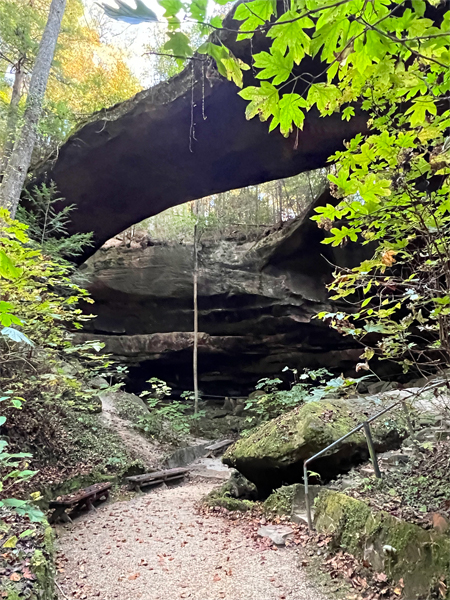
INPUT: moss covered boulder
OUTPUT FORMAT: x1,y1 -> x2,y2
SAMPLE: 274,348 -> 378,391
223,397 -> 408,494
315,490 -> 450,598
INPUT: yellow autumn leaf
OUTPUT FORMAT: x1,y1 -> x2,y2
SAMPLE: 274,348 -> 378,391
2,535 -> 18,548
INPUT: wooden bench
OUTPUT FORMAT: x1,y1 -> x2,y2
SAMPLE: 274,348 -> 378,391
127,467 -> 189,492
49,482 -> 111,524
204,439 -> 233,457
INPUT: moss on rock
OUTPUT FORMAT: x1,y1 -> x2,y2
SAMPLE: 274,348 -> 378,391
225,400 -> 361,464
203,489 -> 255,512
315,490 -> 450,598
223,397 -> 408,492
107,391 -> 149,425
263,485 -> 300,516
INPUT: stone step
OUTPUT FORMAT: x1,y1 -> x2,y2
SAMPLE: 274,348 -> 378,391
291,511 -> 312,527
380,453 -> 410,466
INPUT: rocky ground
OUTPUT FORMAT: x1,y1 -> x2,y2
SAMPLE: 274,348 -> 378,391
332,423 -> 450,530
99,391 -> 166,469
54,480 -> 328,600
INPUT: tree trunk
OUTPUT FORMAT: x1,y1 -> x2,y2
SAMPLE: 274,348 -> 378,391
0,0 -> 67,217
0,64 -> 25,177
193,205 -> 199,416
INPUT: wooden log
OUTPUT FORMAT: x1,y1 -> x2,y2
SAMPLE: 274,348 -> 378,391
204,439 -> 233,454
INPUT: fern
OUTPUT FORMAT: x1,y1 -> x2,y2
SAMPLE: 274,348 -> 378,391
17,182 -> 93,262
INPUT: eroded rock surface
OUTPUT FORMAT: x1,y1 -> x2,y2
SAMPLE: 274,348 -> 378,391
32,2 -> 367,261
76,194 -> 362,393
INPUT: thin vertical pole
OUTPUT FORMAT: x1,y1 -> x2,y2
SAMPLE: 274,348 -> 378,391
193,213 -> 199,416
363,421 -> 382,479
304,462 -> 313,530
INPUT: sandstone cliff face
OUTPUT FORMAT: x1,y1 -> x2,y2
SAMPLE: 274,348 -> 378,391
77,198 -> 362,394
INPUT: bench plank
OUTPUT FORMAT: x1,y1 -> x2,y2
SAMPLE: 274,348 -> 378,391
127,467 -> 189,485
205,439 -> 233,452
49,482 -> 111,524
49,482 -> 111,509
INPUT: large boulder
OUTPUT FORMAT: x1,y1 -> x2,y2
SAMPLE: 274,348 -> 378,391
223,396 -> 410,495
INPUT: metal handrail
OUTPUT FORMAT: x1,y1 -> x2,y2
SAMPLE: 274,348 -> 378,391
302,379 -> 444,530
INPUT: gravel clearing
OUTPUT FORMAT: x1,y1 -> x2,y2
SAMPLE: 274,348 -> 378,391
56,481 -> 329,600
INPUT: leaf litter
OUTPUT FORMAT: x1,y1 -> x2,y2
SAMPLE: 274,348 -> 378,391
56,480 -> 326,600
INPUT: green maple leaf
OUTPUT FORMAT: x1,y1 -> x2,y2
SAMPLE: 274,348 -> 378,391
209,15 -> 222,28
0,250 -> 20,280
307,83 -> 341,115
239,82 -> 280,123
221,57 -> 250,88
406,97 -> 437,126
158,0 -> 182,18
163,32 -> 193,58
271,93 -> 308,135
254,50 -> 293,85
358,177 -> 391,203
189,0 -> 207,21
268,12 -> 312,64
234,0 -> 276,40
342,106 -> 355,121
197,42 -> 230,77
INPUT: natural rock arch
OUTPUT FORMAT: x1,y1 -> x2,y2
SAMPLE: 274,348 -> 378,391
33,5 -> 367,261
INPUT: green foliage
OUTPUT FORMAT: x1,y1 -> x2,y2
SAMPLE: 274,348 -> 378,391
0,396 -> 44,523
136,399 -> 191,442
138,379 -> 206,442
244,367 -> 358,425
0,207 -> 126,514
140,377 -> 172,401
312,119 -> 450,372
212,0 -> 450,138
17,182 -> 93,263
0,206 -> 92,351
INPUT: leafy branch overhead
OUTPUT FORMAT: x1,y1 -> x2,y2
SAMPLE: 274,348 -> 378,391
100,0 -> 450,139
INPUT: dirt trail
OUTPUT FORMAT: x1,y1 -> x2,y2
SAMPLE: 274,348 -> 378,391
100,393 -> 164,468
56,481 -> 329,600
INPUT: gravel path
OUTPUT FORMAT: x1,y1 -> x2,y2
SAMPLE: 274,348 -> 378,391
56,481 -> 329,600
